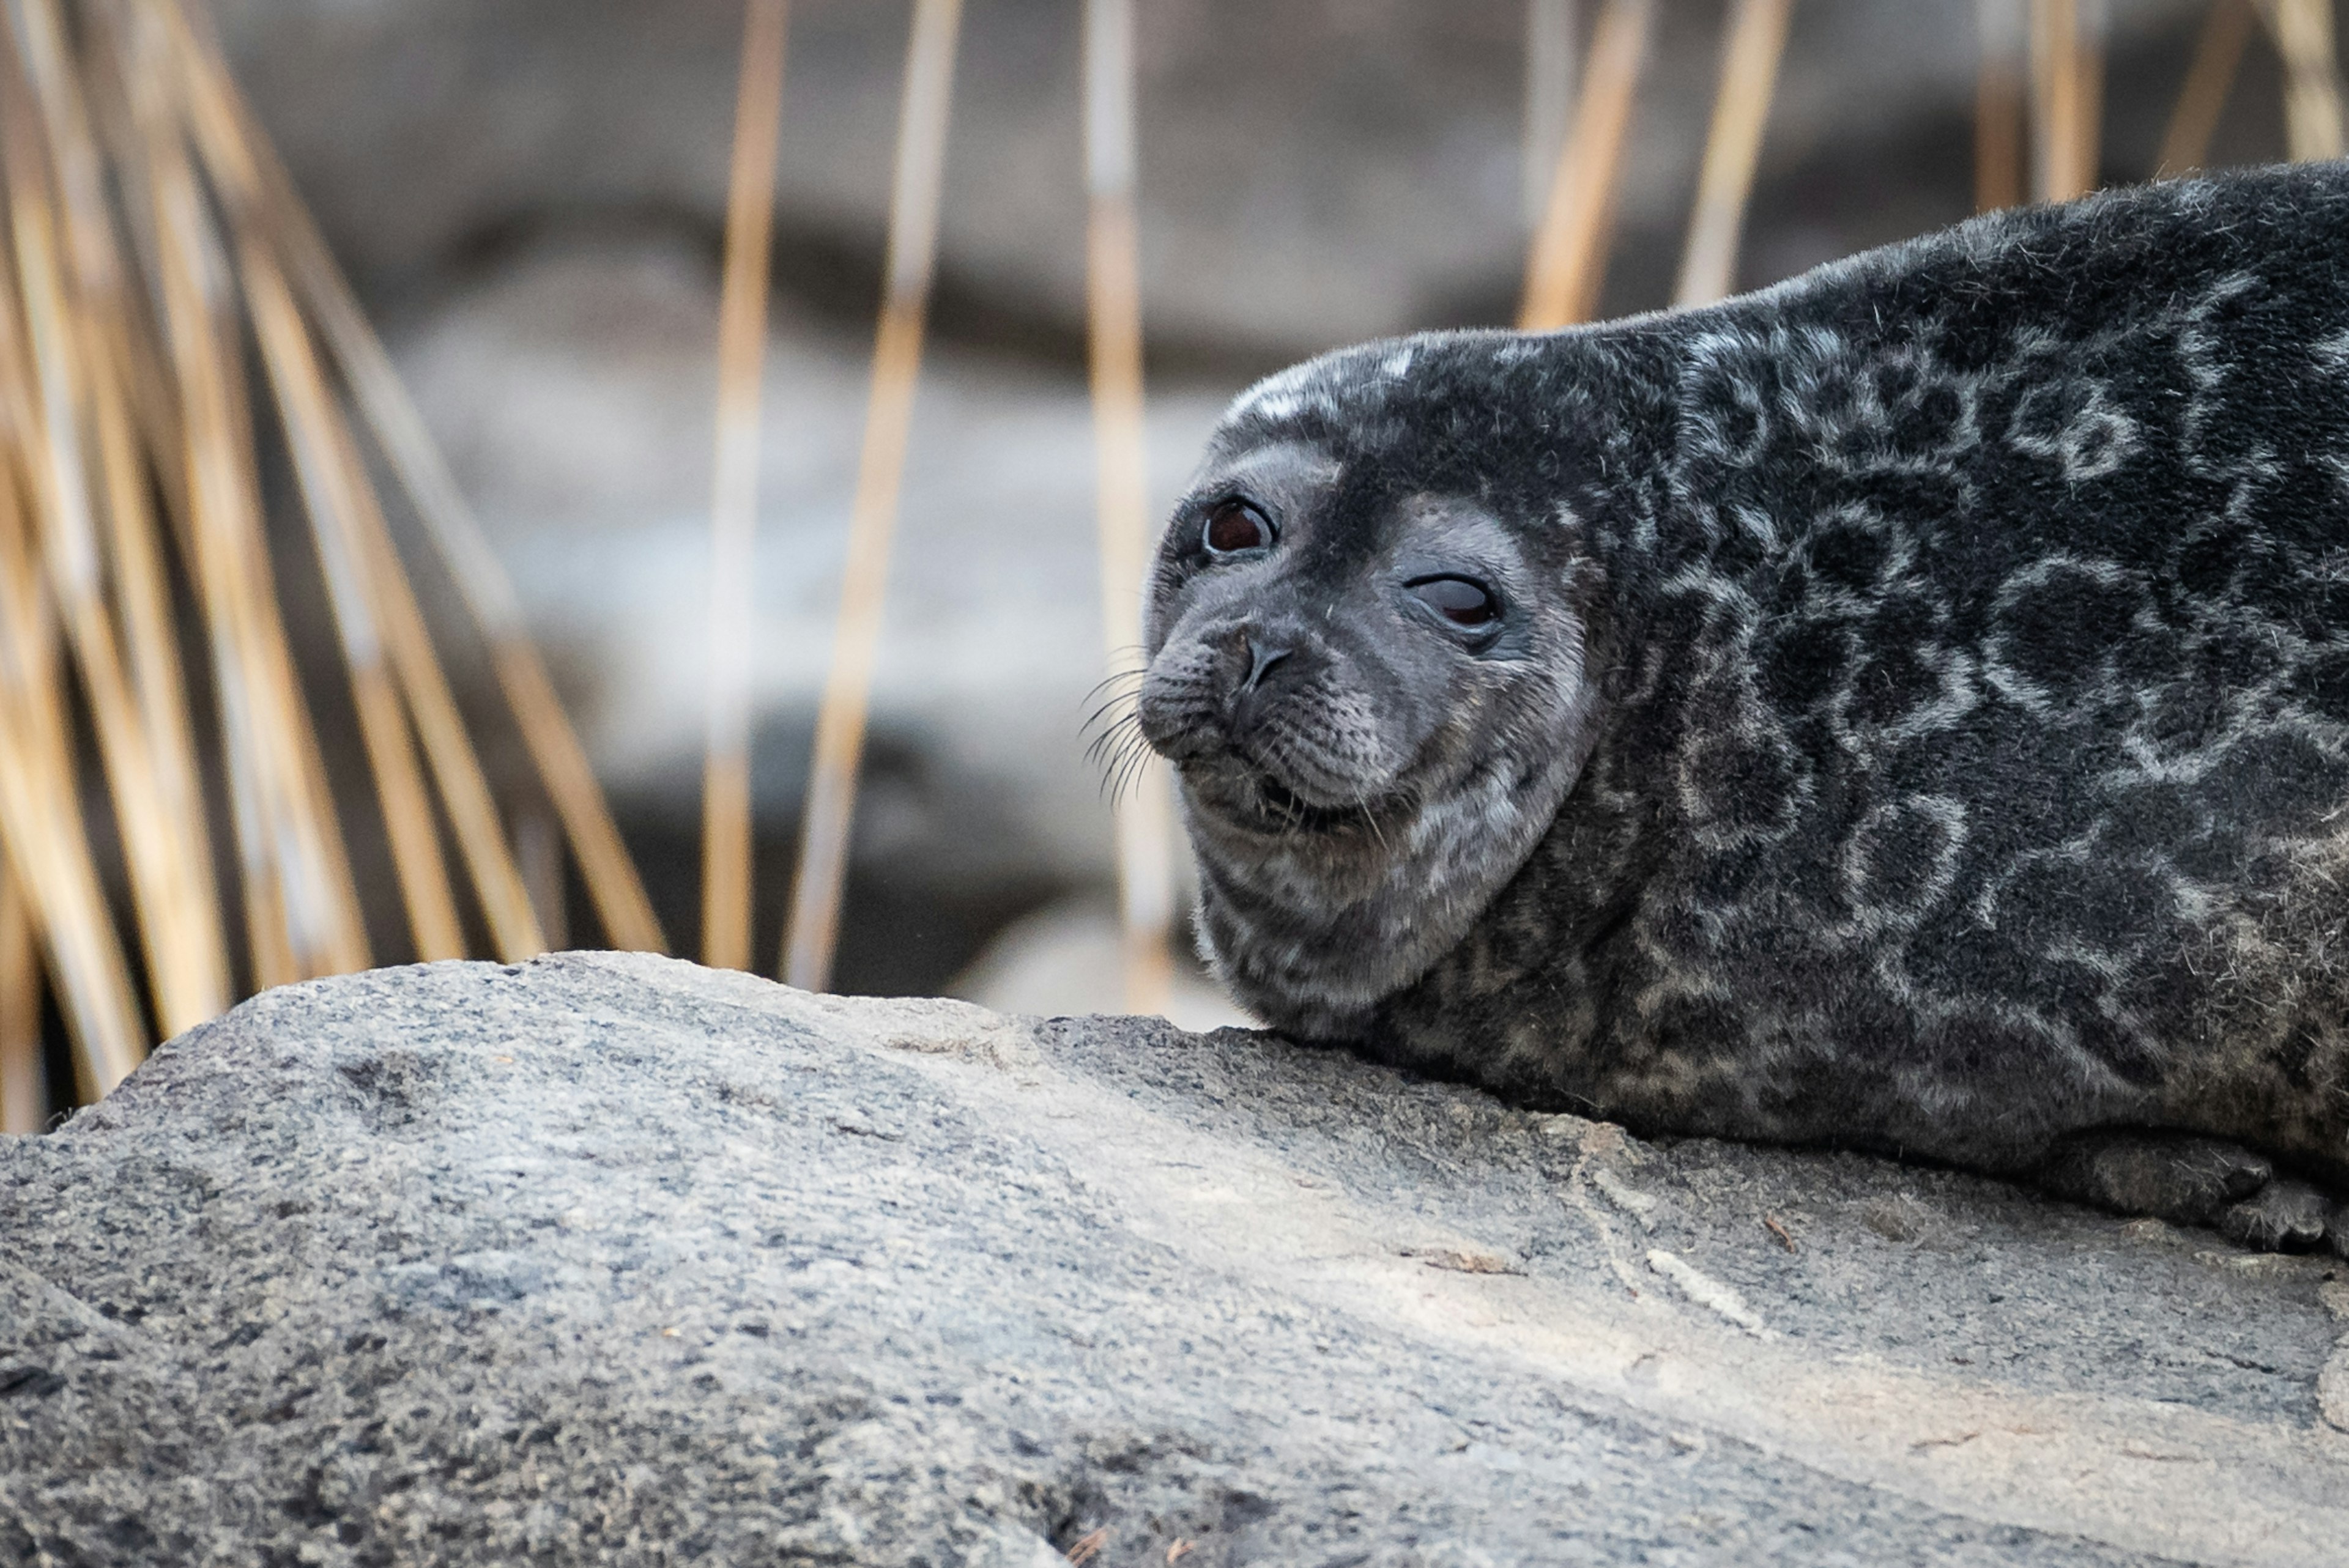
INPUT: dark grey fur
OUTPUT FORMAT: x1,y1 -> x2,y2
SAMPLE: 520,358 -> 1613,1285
1136,163 -> 2349,1240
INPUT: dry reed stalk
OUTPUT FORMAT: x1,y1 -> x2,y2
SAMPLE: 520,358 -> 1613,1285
239,234 -> 466,961
0,429 -> 144,1095
1518,0 -> 1652,331
2158,0 -> 2255,173
0,865 -> 42,1132
214,267 -> 376,979
1975,0 -> 2028,210
516,806 -> 567,950
102,5 -> 300,988
67,5 -> 193,544
2078,2 -> 2106,190
0,184 -> 141,1099
215,160 -> 550,963
0,28 -> 149,1079
489,645 -> 661,951
781,0 -> 963,992
1523,0 -> 1580,229
83,312 -> 223,996
0,254 -> 143,1098
234,220 -> 546,962
206,70 -> 539,965
132,18 -> 368,988
160,11 -> 665,956
2261,0 -> 2347,160
702,0 -> 790,973
150,253 -> 294,986
347,454 -> 549,960
1672,0 -> 1791,308
1083,0 -> 1173,1015
0,18 -> 226,1032
2029,0 -> 2102,201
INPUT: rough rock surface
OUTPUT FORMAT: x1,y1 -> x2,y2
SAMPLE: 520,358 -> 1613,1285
6,953 -> 2349,1565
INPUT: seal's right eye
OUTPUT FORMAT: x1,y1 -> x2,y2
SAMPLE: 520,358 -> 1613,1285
1408,575 -> 1498,629
1203,500 -> 1274,556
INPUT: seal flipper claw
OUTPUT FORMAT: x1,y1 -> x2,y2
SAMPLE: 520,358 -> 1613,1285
2034,1131 -> 2272,1226
2219,1178 -> 2331,1252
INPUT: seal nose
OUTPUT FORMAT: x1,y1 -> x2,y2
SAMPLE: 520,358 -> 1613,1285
1242,635 -> 1291,693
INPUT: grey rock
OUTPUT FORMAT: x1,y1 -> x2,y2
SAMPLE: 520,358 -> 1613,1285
7,952 -> 2349,1564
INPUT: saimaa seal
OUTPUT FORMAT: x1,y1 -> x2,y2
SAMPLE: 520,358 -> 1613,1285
1131,163 -> 2349,1250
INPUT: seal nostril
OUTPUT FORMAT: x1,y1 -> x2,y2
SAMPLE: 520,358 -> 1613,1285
1243,636 -> 1292,692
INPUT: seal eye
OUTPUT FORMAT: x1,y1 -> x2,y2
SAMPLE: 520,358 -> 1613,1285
1203,500 -> 1274,556
1409,575 -> 1497,629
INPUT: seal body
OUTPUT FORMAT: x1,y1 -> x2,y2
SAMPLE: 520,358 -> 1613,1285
1140,164 -> 2349,1181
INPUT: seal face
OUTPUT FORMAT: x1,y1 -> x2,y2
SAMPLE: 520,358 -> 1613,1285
1140,424 -> 1606,1037
1142,164 -> 2349,1185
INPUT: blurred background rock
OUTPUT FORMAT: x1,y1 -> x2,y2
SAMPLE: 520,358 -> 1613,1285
208,0 -> 2287,1020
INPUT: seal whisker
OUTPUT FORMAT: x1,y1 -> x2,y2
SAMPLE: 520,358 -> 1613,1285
1082,668 -> 1148,704
1090,720 -> 1151,797
1081,694 -> 1142,734
1109,735 -> 1158,808
1082,711 -> 1140,764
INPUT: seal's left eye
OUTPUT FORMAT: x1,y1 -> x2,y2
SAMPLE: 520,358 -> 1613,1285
1203,500 -> 1273,555
1409,576 -> 1497,628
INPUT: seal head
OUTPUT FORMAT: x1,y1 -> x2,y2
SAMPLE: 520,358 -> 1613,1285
1139,340 -> 1611,1038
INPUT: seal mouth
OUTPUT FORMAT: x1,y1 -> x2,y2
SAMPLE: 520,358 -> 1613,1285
1253,774 -> 1359,832
1179,755 -> 1399,840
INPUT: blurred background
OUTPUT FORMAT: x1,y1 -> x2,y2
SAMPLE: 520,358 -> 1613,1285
0,0 -> 2336,1122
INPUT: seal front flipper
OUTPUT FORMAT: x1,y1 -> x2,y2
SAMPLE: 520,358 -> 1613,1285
2037,1133 -> 2336,1249
2215,1178 -> 2330,1252
2030,1130 -> 2342,1251
2033,1130 -> 2272,1227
